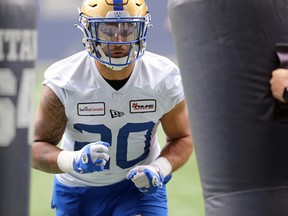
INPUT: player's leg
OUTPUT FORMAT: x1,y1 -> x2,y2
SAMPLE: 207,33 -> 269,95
52,177 -> 167,216
52,178 -> 136,216
51,177 -> 118,216
51,177 -> 83,216
113,181 -> 168,216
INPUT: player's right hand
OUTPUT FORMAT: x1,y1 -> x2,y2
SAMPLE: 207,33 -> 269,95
73,141 -> 110,174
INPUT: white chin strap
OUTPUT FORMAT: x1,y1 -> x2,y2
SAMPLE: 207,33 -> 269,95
96,44 -> 138,71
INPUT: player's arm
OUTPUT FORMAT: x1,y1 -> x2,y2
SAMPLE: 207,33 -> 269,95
158,99 -> 193,172
31,85 -> 67,173
32,85 -> 110,174
127,100 -> 193,193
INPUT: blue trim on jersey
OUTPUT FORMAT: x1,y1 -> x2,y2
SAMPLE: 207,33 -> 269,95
113,0 -> 124,11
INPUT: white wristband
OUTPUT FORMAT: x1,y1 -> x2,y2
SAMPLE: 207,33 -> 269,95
57,151 -> 75,173
151,157 -> 172,177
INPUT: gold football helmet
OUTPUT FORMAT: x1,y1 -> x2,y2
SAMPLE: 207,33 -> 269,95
76,0 -> 151,70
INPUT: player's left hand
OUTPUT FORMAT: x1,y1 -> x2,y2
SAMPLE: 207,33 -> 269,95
127,165 -> 172,194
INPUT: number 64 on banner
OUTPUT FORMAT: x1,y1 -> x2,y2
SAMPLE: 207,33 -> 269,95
0,68 -> 35,146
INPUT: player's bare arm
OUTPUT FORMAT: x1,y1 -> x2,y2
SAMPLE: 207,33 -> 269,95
32,85 -> 67,173
127,99 -> 193,193
160,99 -> 193,172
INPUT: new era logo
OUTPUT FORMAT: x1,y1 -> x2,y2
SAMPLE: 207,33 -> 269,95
110,110 -> 124,118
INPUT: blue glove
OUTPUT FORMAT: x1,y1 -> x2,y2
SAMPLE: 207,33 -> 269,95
73,141 -> 110,174
127,165 -> 172,194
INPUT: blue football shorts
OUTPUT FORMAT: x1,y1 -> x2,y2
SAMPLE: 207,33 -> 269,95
51,177 -> 168,216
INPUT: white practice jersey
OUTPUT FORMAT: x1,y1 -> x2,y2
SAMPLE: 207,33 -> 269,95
44,51 -> 185,187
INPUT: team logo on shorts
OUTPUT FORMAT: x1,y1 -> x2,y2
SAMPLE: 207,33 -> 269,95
130,99 -> 156,113
77,102 -> 105,116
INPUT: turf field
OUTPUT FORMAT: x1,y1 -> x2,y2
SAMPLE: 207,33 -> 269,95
29,63 -> 205,216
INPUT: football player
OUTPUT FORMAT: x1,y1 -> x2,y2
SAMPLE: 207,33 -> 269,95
32,0 -> 193,215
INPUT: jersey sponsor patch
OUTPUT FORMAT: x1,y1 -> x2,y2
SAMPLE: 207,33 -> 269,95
130,99 -> 156,113
77,102 -> 105,116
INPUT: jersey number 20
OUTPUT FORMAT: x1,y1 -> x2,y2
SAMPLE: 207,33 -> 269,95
74,121 -> 155,169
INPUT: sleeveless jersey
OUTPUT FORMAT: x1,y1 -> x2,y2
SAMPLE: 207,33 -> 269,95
43,51 -> 185,187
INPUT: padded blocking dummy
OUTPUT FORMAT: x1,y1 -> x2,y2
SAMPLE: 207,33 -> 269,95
0,0 -> 37,215
168,0 -> 288,215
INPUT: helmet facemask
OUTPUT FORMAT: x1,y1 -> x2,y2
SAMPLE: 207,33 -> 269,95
77,9 -> 151,71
